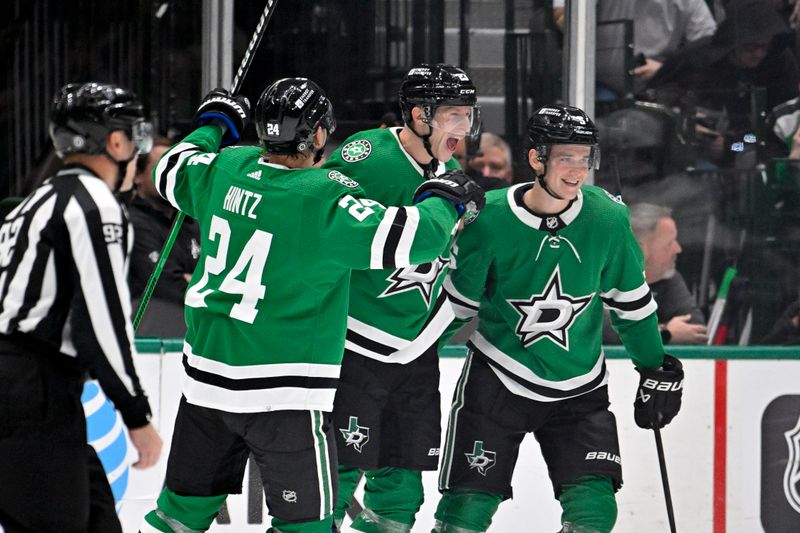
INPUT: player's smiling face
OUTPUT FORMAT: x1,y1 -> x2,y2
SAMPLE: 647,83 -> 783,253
543,144 -> 591,200
428,105 -> 474,162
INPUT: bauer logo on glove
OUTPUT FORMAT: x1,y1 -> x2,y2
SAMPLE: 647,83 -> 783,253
633,354 -> 684,429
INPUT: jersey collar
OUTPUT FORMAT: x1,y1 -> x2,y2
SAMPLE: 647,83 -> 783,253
390,127 -> 447,178
58,163 -> 102,179
507,182 -> 583,232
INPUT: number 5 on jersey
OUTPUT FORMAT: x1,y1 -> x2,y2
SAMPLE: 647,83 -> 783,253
185,215 -> 271,324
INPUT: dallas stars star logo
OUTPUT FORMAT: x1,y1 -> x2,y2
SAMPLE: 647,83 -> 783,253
379,256 -> 448,306
339,416 -> 370,453
507,267 -> 594,350
465,441 -> 496,476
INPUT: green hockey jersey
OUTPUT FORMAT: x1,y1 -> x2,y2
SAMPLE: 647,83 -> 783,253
322,127 -> 460,364
444,183 -> 665,401
153,125 -> 458,412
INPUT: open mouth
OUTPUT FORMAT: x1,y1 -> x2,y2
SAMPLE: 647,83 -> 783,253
563,178 -> 580,187
446,137 -> 459,152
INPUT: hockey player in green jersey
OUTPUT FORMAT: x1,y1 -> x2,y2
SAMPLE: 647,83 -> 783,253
432,105 -> 685,533
141,79 -> 484,533
321,64 -> 481,533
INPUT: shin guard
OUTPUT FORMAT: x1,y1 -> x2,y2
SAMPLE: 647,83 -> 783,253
141,488 -> 227,532
558,475 -> 617,533
433,489 -> 502,533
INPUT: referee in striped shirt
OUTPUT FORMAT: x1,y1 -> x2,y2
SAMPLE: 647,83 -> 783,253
0,82 -> 162,532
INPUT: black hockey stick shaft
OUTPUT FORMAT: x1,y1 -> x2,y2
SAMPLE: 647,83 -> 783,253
654,425 -> 677,533
133,0 -> 278,331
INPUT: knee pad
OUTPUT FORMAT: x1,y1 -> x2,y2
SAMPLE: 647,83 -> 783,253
361,468 -> 423,525
558,475 -> 617,533
433,489 -> 503,533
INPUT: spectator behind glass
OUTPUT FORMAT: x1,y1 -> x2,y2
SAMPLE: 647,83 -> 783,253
604,203 -> 708,345
647,0 -> 798,161
455,132 -> 515,190
553,0 -> 716,96
128,136 -> 200,338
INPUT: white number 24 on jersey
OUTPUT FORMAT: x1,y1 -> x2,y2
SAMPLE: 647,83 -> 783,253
185,215 -> 271,323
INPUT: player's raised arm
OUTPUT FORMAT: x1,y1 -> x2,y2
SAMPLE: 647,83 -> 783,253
322,168 -> 484,271
152,88 -> 251,219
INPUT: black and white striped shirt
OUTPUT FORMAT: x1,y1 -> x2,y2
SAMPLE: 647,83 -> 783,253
0,164 -> 151,427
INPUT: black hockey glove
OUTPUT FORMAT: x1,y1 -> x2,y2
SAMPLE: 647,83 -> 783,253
193,88 -> 251,146
633,354 -> 684,429
412,169 -> 486,218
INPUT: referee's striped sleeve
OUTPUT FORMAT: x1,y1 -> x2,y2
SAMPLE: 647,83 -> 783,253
66,179 -> 150,427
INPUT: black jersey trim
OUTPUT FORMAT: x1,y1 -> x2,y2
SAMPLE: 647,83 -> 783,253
420,290 -> 447,329
345,328 -> 396,356
601,291 -> 653,312
382,207 -> 408,269
469,344 -> 607,399
345,291 -> 448,357
444,289 -> 479,313
182,354 -> 339,391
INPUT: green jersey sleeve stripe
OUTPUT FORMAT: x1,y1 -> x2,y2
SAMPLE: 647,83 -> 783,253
154,142 -> 200,208
381,206 -> 407,268
603,296 -> 657,320
393,206 -> 420,267
600,283 -> 651,302
370,206 -> 399,269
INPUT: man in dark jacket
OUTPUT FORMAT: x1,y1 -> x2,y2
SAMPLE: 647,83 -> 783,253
647,0 -> 799,161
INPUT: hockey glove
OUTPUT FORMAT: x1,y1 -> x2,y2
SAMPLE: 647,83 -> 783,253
413,169 -> 486,218
193,88 -> 251,146
633,354 -> 684,429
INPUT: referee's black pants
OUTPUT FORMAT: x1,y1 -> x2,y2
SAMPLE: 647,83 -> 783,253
0,336 -> 120,533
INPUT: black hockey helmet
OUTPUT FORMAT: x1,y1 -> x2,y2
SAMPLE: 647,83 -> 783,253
49,82 -> 153,158
255,77 -> 336,155
399,63 -> 480,135
526,105 -> 600,169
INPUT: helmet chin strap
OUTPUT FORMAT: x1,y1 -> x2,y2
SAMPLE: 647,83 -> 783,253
409,122 -> 439,179
104,148 -> 137,193
534,162 -> 565,201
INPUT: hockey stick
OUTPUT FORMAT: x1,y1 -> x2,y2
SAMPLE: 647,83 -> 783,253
706,229 -> 747,345
654,425 -> 677,533
133,0 -> 278,331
